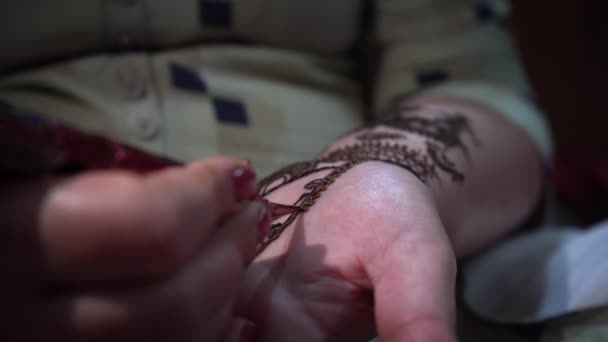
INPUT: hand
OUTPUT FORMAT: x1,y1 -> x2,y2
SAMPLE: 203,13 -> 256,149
1,157 -> 269,342
238,162 -> 458,342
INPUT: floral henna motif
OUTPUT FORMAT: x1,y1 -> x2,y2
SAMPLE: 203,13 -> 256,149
380,105 -> 480,156
255,105 -> 480,254
355,132 -> 407,141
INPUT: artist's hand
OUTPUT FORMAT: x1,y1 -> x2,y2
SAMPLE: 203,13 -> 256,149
239,162 -> 457,342
1,157 -> 270,342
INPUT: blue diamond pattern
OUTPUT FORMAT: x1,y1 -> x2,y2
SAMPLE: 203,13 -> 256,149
416,70 -> 450,87
170,63 -> 208,93
200,0 -> 233,27
213,97 -> 248,126
474,2 -> 496,22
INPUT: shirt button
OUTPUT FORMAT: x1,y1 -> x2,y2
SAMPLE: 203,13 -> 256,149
115,64 -> 148,101
130,113 -> 160,140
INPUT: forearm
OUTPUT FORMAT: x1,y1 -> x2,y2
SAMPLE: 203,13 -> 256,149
321,96 -> 544,257
258,96 -> 544,258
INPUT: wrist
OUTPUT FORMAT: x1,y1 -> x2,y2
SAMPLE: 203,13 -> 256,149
259,98 -> 543,257
260,160 -> 450,243
331,161 -> 457,241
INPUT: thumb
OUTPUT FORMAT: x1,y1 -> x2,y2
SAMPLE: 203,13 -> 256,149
366,214 -> 458,342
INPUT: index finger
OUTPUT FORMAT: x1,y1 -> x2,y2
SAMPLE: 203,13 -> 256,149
22,157 -> 255,283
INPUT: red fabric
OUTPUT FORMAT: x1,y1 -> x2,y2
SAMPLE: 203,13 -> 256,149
554,156 -> 608,221
1,112 -> 178,175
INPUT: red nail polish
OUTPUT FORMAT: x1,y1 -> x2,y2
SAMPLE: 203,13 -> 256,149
240,321 -> 257,342
233,167 -> 256,201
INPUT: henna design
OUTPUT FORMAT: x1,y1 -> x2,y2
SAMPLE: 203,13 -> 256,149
426,141 -> 463,182
380,105 -> 480,155
258,160 -> 323,197
255,105 -> 480,254
355,132 -> 406,141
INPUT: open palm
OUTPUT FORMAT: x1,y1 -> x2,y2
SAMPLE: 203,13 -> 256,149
238,163 -> 458,342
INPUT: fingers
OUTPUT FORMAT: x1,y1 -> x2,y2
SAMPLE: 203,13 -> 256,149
2,157 -> 257,283
44,157 -> 257,282
367,216 -> 458,342
205,199 -> 271,272
25,201 -> 270,342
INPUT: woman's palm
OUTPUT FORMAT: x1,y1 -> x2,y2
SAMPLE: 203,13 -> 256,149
238,163 -> 458,342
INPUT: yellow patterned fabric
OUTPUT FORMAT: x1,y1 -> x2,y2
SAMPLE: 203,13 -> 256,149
0,48 -> 363,176
0,0 -> 550,176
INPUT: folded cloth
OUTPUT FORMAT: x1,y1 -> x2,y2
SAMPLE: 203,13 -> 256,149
464,221 -> 608,323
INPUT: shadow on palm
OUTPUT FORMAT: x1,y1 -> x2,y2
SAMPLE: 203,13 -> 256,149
237,217 -> 377,342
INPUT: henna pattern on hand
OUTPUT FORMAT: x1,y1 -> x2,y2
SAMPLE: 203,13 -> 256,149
255,105 -> 480,254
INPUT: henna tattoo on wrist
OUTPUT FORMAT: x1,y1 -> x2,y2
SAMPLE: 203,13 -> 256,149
256,104 -> 480,254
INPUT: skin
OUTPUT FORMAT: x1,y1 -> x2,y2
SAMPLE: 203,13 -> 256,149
238,97 -> 544,342
1,157 -> 265,342
0,97 -> 543,341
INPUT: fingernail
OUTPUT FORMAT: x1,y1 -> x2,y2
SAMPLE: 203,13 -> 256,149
255,200 -> 272,244
233,167 -> 256,201
240,321 -> 257,342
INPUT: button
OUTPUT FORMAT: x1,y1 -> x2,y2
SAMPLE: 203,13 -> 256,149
213,97 -> 248,126
114,64 -> 148,100
130,113 -> 160,140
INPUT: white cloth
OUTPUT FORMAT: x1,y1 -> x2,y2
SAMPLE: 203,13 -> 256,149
465,221 -> 608,323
